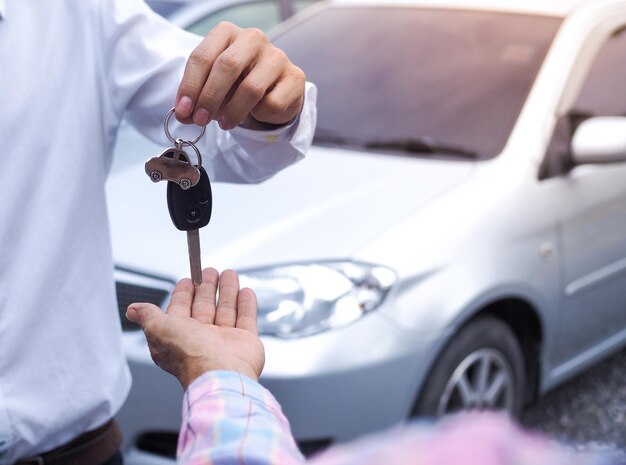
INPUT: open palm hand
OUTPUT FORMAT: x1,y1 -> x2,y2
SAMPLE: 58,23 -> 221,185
127,268 -> 265,390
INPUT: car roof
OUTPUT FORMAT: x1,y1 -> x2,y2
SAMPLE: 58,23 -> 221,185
329,0 -> 616,18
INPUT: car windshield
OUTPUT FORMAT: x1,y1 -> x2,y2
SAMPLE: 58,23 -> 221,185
272,7 -> 561,160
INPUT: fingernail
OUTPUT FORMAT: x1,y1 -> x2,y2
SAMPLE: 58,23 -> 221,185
176,96 -> 194,118
218,117 -> 233,130
126,306 -> 138,321
194,108 -> 211,126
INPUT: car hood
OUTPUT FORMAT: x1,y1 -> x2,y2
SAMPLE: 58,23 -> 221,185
106,145 -> 475,280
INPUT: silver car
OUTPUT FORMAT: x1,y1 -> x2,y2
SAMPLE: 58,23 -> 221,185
109,0 -> 626,462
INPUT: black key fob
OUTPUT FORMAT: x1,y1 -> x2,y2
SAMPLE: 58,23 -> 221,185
167,166 -> 212,231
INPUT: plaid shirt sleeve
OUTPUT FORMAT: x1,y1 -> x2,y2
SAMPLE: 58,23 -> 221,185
178,370 -> 305,465
178,371 -> 619,465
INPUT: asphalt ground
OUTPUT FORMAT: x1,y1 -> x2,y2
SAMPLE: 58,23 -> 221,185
521,345 -> 626,460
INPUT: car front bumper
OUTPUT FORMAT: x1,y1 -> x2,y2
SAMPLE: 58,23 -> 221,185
260,312 -> 443,443
118,310 -> 444,457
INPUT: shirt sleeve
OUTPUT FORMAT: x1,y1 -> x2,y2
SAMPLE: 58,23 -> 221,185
96,0 -> 317,183
308,413 -> 616,465
178,371 -> 305,465
179,373 -> 618,465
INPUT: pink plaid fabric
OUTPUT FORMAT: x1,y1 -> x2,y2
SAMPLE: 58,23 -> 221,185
178,371 -> 616,465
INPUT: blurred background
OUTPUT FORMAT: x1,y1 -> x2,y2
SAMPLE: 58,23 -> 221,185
107,1 -> 626,463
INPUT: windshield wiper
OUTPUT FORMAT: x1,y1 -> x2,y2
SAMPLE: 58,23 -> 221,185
313,129 -> 358,147
313,134 -> 352,146
365,137 -> 479,159
314,130 -> 480,160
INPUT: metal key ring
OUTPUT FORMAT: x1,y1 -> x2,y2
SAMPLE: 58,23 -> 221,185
180,138 -> 203,168
164,107 -> 206,145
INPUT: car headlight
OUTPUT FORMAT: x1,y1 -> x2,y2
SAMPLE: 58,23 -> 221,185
239,261 -> 396,338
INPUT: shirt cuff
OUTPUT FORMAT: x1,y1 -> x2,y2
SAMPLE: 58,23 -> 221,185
230,119 -> 298,143
185,370 -> 286,420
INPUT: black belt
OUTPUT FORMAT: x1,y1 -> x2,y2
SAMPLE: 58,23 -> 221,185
15,419 -> 122,465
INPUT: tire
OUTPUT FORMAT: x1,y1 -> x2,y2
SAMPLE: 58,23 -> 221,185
150,171 -> 162,183
414,316 -> 526,419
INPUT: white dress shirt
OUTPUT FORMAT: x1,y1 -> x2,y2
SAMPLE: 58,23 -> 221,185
0,0 -> 316,463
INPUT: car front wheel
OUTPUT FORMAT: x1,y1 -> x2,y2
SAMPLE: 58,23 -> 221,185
150,171 -> 162,183
414,316 -> 526,419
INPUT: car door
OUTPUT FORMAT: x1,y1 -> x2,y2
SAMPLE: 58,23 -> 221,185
549,24 -> 626,366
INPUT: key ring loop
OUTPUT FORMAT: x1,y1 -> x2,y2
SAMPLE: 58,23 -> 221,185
164,107 -> 206,145
181,139 -> 203,168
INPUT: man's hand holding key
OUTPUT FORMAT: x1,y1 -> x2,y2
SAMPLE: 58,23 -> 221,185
174,21 -> 306,129
145,22 -> 307,286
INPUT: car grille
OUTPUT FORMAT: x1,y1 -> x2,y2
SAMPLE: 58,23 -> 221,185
115,267 -> 175,331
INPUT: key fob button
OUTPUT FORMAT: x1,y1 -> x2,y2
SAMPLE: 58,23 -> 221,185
186,207 -> 202,223
197,189 -> 210,205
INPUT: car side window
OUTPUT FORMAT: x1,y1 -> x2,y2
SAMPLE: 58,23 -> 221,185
574,27 -> 626,116
540,26 -> 626,179
292,0 -> 319,13
186,1 -> 282,36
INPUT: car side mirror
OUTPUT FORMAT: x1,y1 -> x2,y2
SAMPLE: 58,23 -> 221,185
571,117 -> 626,165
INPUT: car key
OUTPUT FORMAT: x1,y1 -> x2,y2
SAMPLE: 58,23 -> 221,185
148,108 -> 211,286
167,166 -> 212,286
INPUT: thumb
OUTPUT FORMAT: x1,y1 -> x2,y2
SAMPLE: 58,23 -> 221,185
126,303 -> 164,330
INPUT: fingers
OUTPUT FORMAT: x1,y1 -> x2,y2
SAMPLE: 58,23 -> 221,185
175,22 -> 305,129
176,23 -> 264,126
194,31 -> 265,128
167,278 -> 195,318
191,267 -> 219,323
235,288 -> 259,334
214,269 -> 240,327
175,23 -> 233,123
250,68 -> 306,125
218,53 -> 283,129
141,268 -> 259,334
126,302 -> 165,332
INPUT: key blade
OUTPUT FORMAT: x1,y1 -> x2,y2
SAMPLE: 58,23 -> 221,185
187,229 -> 202,286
